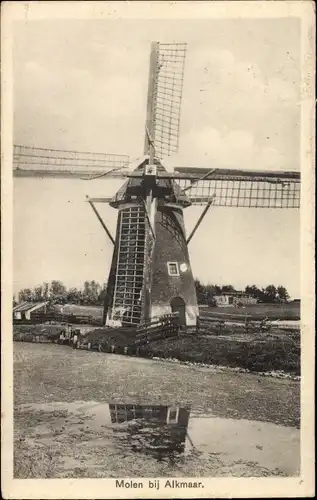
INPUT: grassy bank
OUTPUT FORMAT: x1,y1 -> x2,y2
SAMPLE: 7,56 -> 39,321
13,324 -> 300,375
138,333 -> 300,375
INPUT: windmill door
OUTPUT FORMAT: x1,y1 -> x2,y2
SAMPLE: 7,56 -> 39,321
170,297 -> 186,326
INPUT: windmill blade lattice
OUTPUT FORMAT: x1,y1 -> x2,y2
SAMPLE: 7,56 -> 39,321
13,145 -> 130,176
145,42 -> 187,159
175,168 -> 300,208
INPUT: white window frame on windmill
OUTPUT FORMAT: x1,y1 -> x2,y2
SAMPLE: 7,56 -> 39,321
167,262 -> 180,276
166,407 -> 180,425
144,164 -> 157,177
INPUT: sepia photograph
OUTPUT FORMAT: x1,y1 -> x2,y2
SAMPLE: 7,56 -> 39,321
1,1 -> 315,498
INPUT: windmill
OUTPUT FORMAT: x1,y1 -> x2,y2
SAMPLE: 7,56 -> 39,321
108,403 -> 192,460
13,42 -> 301,329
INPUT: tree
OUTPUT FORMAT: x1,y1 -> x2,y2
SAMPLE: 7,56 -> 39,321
245,285 -> 258,297
245,285 -> 264,302
221,285 -> 236,293
90,280 -> 101,304
33,285 -> 44,302
263,285 -> 278,303
195,279 -> 207,304
49,280 -> 67,304
97,282 -> 107,305
245,284 -> 290,303
42,282 -> 50,300
49,280 -> 67,297
277,286 -> 289,303
66,287 -> 81,304
204,284 -> 218,305
194,280 -> 222,305
213,284 -> 222,295
18,288 -> 33,302
82,280 -> 102,304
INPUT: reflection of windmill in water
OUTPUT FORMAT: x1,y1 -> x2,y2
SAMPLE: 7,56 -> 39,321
14,42 -> 301,329
109,404 -> 191,462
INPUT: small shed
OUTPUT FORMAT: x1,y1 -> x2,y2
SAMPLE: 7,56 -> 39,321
214,292 -> 258,307
13,301 -> 48,320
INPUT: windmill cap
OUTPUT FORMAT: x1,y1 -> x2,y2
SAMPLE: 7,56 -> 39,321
109,158 -> 191,208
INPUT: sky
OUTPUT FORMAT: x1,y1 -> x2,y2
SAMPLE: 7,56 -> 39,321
13,17 -> 301,297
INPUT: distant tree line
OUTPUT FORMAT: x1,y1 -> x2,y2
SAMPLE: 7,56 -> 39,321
194,280 -> 290,306
14,279 -> 290,308
15,280 -> 107,307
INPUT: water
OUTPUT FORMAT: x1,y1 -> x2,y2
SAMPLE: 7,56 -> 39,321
15,400 -> 299,478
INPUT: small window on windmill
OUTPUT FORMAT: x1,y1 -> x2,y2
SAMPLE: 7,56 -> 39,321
145,164 -> 157,177
167,262 -> 179,276
166,407 -> 179,425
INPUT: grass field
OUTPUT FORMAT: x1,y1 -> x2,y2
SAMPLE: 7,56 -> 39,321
14,342 -> 300,478
199,301 -> 300,321
54,301 -> 300,322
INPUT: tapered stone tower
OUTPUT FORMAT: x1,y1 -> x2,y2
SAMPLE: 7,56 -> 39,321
103,159 -> 198,327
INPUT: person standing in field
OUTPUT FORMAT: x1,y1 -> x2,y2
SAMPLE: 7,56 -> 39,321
72,332 -> 78,349
245,314 -> 251,333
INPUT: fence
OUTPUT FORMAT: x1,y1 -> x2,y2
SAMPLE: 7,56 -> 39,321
79,312 -> 180,352
135,313 -> 180,346
13,308 -> 277,336
197,314 -> 273,335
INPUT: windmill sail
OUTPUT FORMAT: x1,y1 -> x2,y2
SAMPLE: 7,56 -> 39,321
144,42 -> 187,160
173,167 -> 300,208
13,145 -> 130,178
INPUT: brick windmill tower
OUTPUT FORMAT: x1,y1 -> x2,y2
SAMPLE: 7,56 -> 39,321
14,42 -> 300,328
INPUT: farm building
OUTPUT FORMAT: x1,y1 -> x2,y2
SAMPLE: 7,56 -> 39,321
214,291 -> 257,307
13,301 -> 48,320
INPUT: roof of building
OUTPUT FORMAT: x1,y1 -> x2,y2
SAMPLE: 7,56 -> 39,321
214,291 -> 251,297
13,301 -> 47,313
